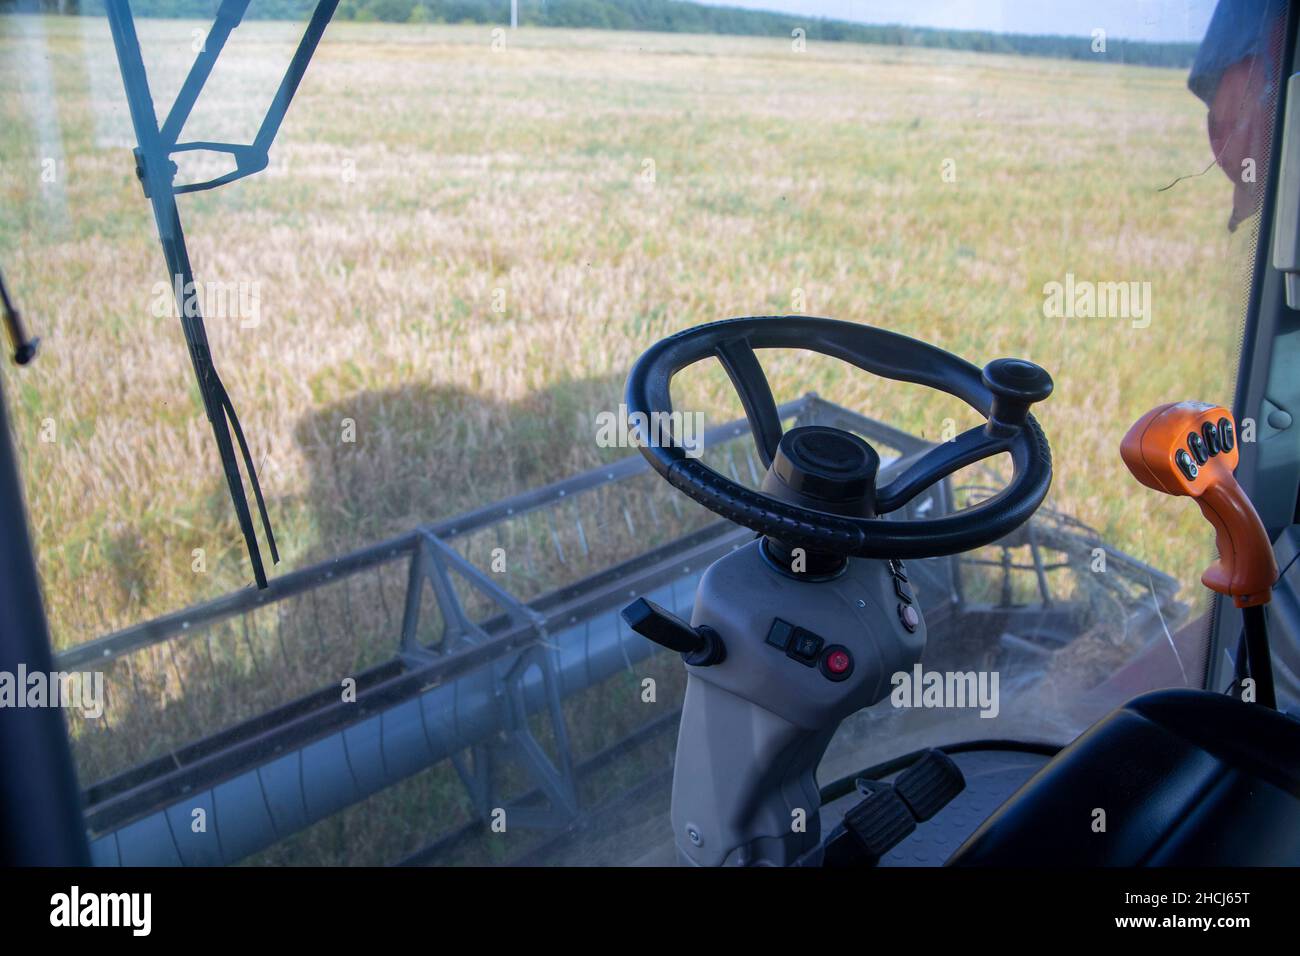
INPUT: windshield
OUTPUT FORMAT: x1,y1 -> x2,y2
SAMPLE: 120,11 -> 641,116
0,0 -> 1286,865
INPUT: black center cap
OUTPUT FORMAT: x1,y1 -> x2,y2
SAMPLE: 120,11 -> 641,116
766,425 -> 879,516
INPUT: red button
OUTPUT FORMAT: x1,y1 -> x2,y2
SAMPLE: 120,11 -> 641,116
819,645 -> 853,681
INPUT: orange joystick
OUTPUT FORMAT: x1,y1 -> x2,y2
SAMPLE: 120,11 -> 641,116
1121,402 -> 1277,608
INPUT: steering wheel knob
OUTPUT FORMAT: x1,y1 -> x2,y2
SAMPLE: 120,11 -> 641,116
763,426 -> 879,517
982,358 -> 1054,435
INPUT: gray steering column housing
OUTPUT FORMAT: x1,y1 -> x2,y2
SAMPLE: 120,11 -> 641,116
673,540 -> 926,865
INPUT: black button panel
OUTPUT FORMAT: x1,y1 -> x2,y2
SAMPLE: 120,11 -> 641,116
1181,417 -> 1237,476
766,618 -> 837,674
888,559 -> 918,630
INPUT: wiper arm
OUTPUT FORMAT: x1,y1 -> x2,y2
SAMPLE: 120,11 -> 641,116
104,0 -> 341,587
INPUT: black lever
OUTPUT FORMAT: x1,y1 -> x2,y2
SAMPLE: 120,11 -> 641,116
622,598 -> 726,667
0,270 -> 38,366
982,358 -> 1053,436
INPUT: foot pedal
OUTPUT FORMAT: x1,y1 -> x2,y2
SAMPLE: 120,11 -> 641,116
821,749 -> 966,867
895,748 -> 965,821
838,780 -> 915,862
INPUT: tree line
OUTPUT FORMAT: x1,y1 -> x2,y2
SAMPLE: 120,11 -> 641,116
3,0 -> 1200,68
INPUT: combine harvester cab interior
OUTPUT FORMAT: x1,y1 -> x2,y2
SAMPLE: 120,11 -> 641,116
3,0 -> 1300,883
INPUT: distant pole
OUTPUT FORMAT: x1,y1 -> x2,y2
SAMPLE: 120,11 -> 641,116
511,0 -> 517,29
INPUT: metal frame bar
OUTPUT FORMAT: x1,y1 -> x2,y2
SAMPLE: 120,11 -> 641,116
79,517 -> 748,835
396,706 -> 683,866
496,644 -> 580,828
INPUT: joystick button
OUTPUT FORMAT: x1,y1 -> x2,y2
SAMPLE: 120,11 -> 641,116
1202,421 -> 1221,456
1218,417 -> 1235,452
1187,432 -> 1208,465
1175,449 -> 1198,481
765,618 -> 795,651
894,577 -> 914,604
786,627 -> 824,666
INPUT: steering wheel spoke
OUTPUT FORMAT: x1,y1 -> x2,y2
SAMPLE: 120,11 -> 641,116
875,424 -> 1013,515
714,337 -> 783,469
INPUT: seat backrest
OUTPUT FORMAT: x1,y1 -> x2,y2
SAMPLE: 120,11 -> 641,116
947,689 -> 1300,866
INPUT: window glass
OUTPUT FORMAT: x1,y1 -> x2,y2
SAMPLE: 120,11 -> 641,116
0,0 -> 1286,865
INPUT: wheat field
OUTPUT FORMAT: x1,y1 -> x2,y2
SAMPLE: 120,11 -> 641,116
1,14 -> 1253,654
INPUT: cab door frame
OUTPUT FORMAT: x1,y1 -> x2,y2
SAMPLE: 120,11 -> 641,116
1216,0 -> 1300,704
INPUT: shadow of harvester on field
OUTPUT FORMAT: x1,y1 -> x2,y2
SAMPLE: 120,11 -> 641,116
75,373 -> 699,864
73,376 -> 617,763
293,376 -> 627,557
242,372 -> 693,864
274,373 -> 632,678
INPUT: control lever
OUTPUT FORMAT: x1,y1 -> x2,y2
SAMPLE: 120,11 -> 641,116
1121,402 -> 1278,707
621,597 -> 726,667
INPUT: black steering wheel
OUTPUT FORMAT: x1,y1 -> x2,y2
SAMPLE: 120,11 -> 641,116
624,316 -> 1054,560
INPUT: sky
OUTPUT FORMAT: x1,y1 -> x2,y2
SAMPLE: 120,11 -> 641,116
700,0 -> 1221,43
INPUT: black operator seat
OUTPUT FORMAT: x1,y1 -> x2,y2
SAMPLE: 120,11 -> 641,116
946,689 -> 1300,866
